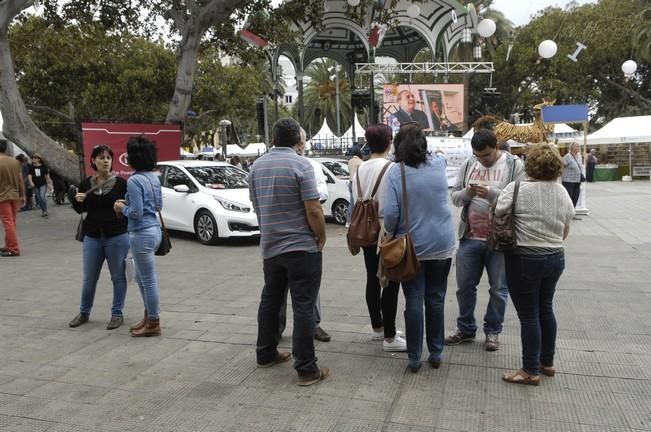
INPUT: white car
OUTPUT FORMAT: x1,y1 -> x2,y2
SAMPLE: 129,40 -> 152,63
157,160 -> 259,244
312,158 -> 351,225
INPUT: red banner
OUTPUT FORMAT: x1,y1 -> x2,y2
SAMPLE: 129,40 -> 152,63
81,122 -> 182,179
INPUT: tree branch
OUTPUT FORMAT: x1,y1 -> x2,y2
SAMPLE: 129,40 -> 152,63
602,76 -> 651,107
0,0 -> 35,32
167,8 -> 187,35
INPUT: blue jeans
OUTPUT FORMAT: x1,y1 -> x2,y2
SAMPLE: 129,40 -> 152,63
257,251 -> 322,376
80,233 -> 130,316
34,184 -> 48,213
505,252 -> 565,375
455,238 -> 508,336
402,259 -> 451,368
130,226 -> 162,320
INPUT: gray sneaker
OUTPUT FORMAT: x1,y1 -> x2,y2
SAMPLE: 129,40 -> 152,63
485,334 -> 500,351
444,331 -> 475,345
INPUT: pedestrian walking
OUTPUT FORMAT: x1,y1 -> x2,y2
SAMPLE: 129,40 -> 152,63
446,128 -> 524,351
68,145 -> 130,330
249,118 -> 330,386
113,137 -> 163,337
27,153 -> 53,218
0,139 -> 25,257
562,142 -> 584,208
496,144 -> 575,385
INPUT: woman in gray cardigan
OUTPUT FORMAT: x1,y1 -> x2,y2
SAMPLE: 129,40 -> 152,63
496,144 -> 575,385
561,142 -> 584,207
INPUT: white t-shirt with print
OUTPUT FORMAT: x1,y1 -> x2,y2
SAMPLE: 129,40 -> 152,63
466,152 -> 510,241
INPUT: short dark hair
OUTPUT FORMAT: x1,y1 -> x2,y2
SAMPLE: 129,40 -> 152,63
16,154 -> 27,162
126,136 -> 157,171
471,129 -> 497,151
365,124 -> 392,154
393,123 -> 429,167
525,143 -> 564,181
0,139 -> 7,153
272,118 -> 301,148
90,144 -> 114,171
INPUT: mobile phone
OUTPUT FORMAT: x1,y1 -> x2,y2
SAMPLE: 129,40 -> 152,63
468,179 -> 481,186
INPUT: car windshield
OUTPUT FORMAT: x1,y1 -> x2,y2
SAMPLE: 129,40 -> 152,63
186,165 -> 249,189
321,161 -> 349,179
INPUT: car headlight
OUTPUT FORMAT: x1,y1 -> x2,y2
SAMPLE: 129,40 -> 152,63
214,196 -> 250,212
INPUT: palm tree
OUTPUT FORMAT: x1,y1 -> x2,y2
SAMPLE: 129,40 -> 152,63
302,58 -> 351,136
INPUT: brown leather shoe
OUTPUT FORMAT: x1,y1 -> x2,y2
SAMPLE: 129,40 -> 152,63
106,315 -> 123,330
129,311 -> 148,331
130,318 -> 160,337
297,367 -> 330,386
69,313 -> 89,328
257,351 -> 292,368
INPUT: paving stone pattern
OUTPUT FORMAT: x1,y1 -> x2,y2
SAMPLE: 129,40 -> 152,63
1,182 -> 650,431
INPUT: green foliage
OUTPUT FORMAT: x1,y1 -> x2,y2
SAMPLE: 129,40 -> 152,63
485,0 -> 650,126
9,16 -> 176,145
302,59 -> 352,136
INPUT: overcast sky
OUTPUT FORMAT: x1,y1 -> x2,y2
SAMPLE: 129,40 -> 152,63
491,0 -> 598,26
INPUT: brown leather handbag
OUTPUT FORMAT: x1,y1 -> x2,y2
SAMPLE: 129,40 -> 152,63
490,181 -> 520,252
379,162 -> 420,282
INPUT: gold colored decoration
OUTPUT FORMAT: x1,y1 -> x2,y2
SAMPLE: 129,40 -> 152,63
472,99 -> 556,144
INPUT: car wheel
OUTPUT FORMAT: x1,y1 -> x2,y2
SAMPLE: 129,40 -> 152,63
194,210 -> 219,245
332,199 -> 349,225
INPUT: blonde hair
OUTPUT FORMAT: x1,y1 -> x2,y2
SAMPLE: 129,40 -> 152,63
525,143 -> 564,181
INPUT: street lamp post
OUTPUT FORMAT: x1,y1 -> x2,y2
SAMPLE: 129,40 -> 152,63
335,64 -> 341,136
219,119 -> 231,160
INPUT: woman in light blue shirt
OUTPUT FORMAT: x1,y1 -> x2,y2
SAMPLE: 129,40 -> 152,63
114,136 -> 163,337
383,123 -> 456,373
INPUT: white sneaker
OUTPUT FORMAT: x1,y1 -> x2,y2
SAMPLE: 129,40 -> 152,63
383,335 -> 407,352
372,329 -> 403,341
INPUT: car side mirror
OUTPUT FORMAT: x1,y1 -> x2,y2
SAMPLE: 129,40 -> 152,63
173,184 -> 190,193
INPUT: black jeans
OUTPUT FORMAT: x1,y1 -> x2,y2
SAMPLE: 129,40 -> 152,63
256,251 -> 322,375
505,252 -> 565,375
562,181 -> 581,207
362,246 -> 400,338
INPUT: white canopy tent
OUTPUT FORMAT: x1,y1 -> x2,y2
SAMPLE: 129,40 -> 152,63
226,143 -> 267,158
587,116 -> 651,145
310,118 -> 342,152
340,113 -> 366,147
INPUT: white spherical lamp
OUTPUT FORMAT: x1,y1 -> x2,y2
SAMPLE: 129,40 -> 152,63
621,60 -> 637,75
538,40 -> 558,59
347,0 -> 360,7
477,19 -> 496,38
407,4 -> 420,18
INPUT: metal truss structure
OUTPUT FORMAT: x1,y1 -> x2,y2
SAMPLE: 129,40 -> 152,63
354,62 -> 495,75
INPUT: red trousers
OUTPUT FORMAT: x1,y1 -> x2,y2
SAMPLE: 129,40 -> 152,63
0,200 -> 19,254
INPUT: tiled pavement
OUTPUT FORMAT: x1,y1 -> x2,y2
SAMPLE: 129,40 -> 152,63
1,181 -> 650,431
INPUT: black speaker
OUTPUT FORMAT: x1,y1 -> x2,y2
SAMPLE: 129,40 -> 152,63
256,99 -> 265,136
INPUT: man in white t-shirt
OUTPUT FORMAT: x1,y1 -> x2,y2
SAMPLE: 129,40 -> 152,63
447,129 -> 524,351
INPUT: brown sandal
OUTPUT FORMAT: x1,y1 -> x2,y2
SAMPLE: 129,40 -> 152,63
541,366 -> 556,377
502,369 -> 540,386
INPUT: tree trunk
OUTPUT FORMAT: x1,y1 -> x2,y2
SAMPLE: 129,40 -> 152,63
165,32 -> 201,124
164,0 -> 253,124
0,32 -> 80,183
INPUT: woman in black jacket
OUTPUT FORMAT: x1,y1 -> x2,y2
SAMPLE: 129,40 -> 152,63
68,145 -> 130,330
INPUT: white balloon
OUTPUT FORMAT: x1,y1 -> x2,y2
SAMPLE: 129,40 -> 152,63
347,0 -> 360,6
538,40 -> 558,59
407,4 -> 420,18
622,60 -> 638,75
477,19 -> 496,38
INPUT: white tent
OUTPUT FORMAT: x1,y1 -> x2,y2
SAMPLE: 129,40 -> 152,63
310,118 -> 341,152
587,116 -> 651,145
226,143 -> 267,158
341,113 -> 366,146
